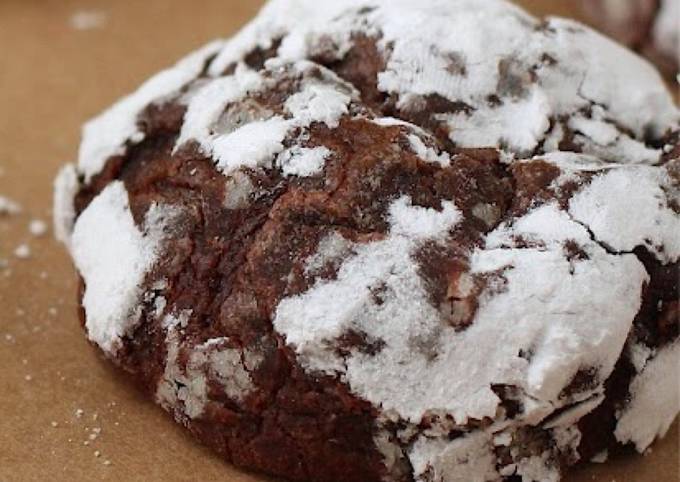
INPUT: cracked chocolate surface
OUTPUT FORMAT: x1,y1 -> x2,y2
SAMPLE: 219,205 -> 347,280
56,1 -> 679,481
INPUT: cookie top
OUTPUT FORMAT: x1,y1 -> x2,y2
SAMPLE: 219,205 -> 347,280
55,0 -> 680,478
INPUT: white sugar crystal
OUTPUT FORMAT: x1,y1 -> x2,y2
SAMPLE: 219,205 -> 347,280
71,181 -> 178,354
14,244 -> 31,259
29,219 -> 48,237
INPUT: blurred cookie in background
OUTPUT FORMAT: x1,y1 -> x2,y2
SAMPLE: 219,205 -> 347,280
580,0 -> 678,79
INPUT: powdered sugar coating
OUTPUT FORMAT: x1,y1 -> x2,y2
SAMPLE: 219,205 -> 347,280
53,164 -> 79,247
474,204 -> 647,404
78,41 -> 225,182
212,117 -> 290,175
205,0 -> 677,160
71,0 -> 679,188
569,165 -> 680,263
615,340 -> 680,452
278,146 -> 332,177
175,60 -> 354,176
71,181 -> 177,354
409,432 -> 498,482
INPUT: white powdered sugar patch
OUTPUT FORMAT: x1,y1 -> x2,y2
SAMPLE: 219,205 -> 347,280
283,80 -> 351,129
407,134 -> 450,167
78,40 -> 225,182
71,181 -> 176,354
304,231 -> 354,276
212,116 -> 291,175
176,61 -> 353,177
373,117 -> 452,167
543,394 -> 605,429
53,164 -> 79,246
277,146 -> 332,177
569,165 -> 680,263
615,340 -> 680,452
514,450 -> 561,482
409,432 -> 498,482
275,197 -> 647,428
209,0 -> 677,162
471,203 -> 647,405
274,196 -> 464,421
157,328 -> 261,419
14,244 -> 31,259
567,106 -> 661,164
174,66 -> 264,151
29,219 -> 48,237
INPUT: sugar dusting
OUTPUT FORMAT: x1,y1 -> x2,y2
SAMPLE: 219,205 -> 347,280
71,181 -> 177,354
615,340 -> 680,452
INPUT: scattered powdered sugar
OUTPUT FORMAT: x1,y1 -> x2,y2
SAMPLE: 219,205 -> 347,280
542,394 -> 605,429
174,66 -> 264,151
615,340 -> 680,452
304,231 -> 354,276
69,10 -> 108,30
277,146 -> 332,177
209,0 -> 678,162
0,195 -> 21,215
276,196 -> 494,422
29,219 -> 48,237
276,198 -> 646,426
388,196 -> 461,239
14,244 -> 31,259
71,181 -> 178,354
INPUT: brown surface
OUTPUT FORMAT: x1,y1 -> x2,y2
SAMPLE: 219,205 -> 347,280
0,1 -> 677,481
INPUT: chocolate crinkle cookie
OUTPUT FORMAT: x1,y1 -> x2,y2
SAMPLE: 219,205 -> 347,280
54,1 -> 680,481
580,0 -> 679,78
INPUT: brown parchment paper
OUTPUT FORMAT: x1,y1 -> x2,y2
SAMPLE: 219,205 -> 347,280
0,1 -> 677,481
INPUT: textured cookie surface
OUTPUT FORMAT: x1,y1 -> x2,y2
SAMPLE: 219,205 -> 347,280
55,1 -> 680,481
